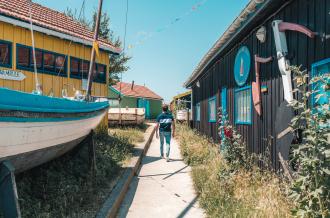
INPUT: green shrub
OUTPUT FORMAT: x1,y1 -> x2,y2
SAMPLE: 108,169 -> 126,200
289,67 -> 330,217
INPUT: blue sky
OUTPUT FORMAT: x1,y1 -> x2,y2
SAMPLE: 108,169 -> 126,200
34,0 -> 249,103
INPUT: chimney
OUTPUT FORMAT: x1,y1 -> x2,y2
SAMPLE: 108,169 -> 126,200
131,80 -> 135,90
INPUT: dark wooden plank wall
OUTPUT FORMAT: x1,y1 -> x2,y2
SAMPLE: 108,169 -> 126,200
192,0 -> 330,169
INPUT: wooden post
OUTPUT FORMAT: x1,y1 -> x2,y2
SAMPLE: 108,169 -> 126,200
135,108 -> 138,125
88,131 -> 97,176
278,152 -> 293,182
0,161 -> 21,218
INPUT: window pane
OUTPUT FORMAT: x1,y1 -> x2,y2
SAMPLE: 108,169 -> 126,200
70,58 -> 79,77
235,87 -> 252,124
30,49 -> 42,69
55,55 -> 66,74
80,60 -> 89,78
17,46 -> 30,67
43,52 -> 55,71
209,98 -> 216,121
195,104 -> 200,121
92,63 -> 97,79
0,43 -> 10,65
97,64 -> 106,83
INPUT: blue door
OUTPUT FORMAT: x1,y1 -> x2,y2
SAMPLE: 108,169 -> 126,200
138,98 -> 150,119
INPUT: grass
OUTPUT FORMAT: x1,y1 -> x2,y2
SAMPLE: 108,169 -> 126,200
176,124 -> 293,218
11,124 -> 146,218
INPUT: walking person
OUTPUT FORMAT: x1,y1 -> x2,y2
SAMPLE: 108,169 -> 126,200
156,104 -> 175,162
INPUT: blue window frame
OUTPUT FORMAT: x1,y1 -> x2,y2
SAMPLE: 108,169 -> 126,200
208,96 -> 217,123
235,85 -> 252,125
16,44 -> 67,77
311,58 -> 330,107
221,87 -> 227,114
70,57 -> 107,84
195,102 -> 200,121
0,40 -> 12,68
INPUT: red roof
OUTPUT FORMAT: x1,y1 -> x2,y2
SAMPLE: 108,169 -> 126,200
112,82 -> 163,100
0,0 -> 120,53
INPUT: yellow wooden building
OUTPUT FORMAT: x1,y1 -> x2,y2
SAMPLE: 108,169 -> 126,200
0,0 -> 120,102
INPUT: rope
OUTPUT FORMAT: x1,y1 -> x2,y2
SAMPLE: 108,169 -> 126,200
57,0 -> 86,78
119,0 -> 129,100
28,0 -> 40,92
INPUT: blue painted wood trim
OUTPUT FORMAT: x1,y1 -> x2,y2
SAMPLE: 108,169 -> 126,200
311,58 -> 330,107
0,39 -> 12,69
0,87 -> 109,113
234,85 -> 252,125
195,102 -> 200,121
0,112 -> 102,122
221,87 -> 227,113
208,95 -> 217,123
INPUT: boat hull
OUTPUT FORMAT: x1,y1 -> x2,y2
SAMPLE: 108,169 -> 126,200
0,110 -> 107,173
0,87 -> 109,173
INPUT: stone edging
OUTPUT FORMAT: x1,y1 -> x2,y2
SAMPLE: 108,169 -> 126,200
96,123 -> 156,218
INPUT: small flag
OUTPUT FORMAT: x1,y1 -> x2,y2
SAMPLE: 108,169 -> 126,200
93,41 -> 100,57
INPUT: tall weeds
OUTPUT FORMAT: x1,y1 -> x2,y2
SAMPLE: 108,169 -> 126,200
177,124 -> 293,218
14,125 -> 144,217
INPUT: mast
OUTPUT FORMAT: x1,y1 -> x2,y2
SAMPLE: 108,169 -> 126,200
86,0 -> 103,101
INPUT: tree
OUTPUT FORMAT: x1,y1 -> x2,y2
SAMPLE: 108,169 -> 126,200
91,11 -> 131,85
65,8 -> 131,86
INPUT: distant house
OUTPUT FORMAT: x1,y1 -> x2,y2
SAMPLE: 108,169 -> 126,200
170,91 -> 192,112
109,82 -> 163,119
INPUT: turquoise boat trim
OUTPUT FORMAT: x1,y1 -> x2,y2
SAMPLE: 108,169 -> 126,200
0,112 -> 103,122
0,88 -> 109,113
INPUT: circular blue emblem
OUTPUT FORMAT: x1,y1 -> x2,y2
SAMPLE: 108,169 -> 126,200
234,46 -> 251,86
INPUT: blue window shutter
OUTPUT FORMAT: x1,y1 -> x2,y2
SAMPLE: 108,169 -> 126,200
221,87 -> 227,114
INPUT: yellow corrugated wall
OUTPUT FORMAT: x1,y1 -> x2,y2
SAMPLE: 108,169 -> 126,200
0,21 -> 110,126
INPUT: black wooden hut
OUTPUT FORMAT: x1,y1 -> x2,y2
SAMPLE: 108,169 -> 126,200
184,0 -> 329,169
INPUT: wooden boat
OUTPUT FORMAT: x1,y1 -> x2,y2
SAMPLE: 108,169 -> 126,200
108,108 -> 145,125
0,88 -> 109,173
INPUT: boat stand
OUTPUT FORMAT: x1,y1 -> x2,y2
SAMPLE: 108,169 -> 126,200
88,130 -> 97,176
0,161 -> 21,218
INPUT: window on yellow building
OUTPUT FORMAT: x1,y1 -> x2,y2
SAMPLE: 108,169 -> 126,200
43,52 -> 55,71
0,40 -> 11,67
95,64 -> 106,84
81,60 -> 90,79
70,58 -> 80,78
30,49 -> 42,69
17,46 -> 29,67
55,56 -> 65,74
70,57 -> 106,83
17,44 -> 67,77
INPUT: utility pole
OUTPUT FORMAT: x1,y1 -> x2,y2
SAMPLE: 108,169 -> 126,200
86,0 -> 103,100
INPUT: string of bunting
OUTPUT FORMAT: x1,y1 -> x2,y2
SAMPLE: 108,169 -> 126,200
127,0 -> 208,50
